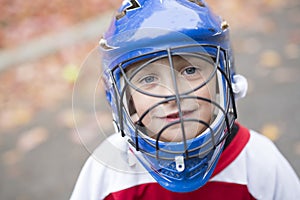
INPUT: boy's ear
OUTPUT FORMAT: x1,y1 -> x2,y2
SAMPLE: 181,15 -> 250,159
232,74 -> 248,100
101,74 -> 115,106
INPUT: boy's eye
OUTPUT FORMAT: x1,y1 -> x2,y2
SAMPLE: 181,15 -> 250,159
181,66 -> 201,76
139,75 -> 158,84
143,76 -> 155,83
183,67 -> 197,75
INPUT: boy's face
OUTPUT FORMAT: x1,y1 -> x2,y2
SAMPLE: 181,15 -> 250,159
125,55 -> 217,142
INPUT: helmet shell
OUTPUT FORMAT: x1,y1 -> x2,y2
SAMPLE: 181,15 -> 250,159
100,0 -> 236,193
101,0 -> 231,71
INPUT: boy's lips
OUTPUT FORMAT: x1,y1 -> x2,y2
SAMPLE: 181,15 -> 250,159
157,110 -> 196,122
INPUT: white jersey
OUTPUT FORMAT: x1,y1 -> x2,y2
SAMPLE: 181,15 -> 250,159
70,124 -> 300,200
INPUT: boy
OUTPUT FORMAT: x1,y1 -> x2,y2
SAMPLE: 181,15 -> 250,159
70,0 -> 300,199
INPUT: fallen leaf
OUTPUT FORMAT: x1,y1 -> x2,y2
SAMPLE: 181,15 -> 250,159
0,106 -> 34,131
1,149 -> 22,178
17,127 -> 49,153
2,149 -> 21,166
260,123 -> 280,141
284,43 -> 300,59
62,64 -> 80,83
259,50 -> 282,68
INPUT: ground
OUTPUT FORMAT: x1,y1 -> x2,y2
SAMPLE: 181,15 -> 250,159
0,0 -> 300,199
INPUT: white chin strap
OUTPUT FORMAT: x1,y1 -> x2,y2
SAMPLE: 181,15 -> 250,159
232,74 -> 248,100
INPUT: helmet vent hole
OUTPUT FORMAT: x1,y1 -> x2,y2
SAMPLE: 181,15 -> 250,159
188,0 -> 206,7
208,28 -> 216,33
116,10 -> 126,20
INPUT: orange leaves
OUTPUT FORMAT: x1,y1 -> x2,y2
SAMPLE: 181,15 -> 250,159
284,43 -> 300,59
259,50 -> 282,68
17,127 -> 49,153
0,106 -> 34,130
62,64 -> 80,83
260,123 -> 280,141
0,0 -> 123,48
2,126 -> 49,167
206,0 -> 285,32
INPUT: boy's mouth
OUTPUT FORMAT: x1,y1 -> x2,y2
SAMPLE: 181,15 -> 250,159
166,113 -> 180,119
160,110 -> 195,122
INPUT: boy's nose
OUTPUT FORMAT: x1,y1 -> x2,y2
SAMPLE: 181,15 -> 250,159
161,81 -> 191,105
159,76 -> 193,98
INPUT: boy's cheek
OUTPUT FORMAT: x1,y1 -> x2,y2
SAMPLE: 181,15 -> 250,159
133,94 -> 157,113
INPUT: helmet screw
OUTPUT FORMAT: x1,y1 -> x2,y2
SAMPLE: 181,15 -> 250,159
221,20 -> 229,30
188,0 -> 205,7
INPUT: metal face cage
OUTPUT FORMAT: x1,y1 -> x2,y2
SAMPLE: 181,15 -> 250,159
108,44 -> 237,192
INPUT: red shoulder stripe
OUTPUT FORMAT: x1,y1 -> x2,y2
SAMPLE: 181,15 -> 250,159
212,123 -> 250,177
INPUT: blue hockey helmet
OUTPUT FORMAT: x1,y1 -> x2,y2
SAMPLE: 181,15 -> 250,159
100,0 -> 237,193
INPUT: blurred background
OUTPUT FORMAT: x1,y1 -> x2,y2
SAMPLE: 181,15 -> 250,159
0,0 -> 299,199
